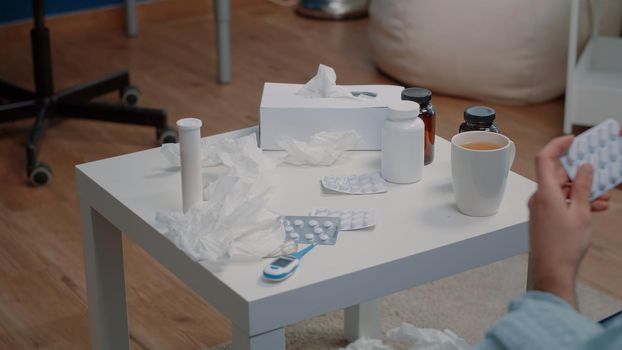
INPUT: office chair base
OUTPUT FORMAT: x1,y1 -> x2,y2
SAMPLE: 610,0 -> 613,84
0,70 -> 177,186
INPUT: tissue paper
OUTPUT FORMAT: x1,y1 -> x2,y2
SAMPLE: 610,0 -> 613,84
278,130 -> 362,166
340,323 -> 470,350
161,134 -> 268,169
340,338 -> 393,350
297,64 -> 356,99
386,323 -> 470,350
156,134 -> 286,262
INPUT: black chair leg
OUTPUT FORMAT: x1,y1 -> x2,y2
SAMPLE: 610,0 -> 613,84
0,80 -> 35,102
0,100 -> 37,123
26,101 -> 52,185
56,70 -> 130,102
57,101 -> 167,128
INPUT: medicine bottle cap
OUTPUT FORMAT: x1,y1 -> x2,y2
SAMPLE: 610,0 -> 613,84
401,87 -> 432,104
464,106 -> 496,124
176,118 -> 203,131
388,100 -> 420,121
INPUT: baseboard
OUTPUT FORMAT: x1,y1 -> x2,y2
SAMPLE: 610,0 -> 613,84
1,0 -> 210,46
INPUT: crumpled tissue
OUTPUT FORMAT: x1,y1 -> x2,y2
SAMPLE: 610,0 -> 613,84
341,323 -> 471,350
277,129 -> 362,166
156,134 -> 287,263
296,64 -> 356,99
341,338 -> 393,350
161,137 -> 242,168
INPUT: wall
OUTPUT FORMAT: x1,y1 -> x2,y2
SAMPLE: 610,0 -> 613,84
0,0 -> 127,24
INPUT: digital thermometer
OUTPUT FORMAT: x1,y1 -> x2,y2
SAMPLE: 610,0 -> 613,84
263,243 -> 317,282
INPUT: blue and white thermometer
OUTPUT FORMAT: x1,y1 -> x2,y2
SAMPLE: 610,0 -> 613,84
263,243 -> 317,282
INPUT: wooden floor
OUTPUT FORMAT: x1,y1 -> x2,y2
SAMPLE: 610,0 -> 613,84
0,1 -> 620,349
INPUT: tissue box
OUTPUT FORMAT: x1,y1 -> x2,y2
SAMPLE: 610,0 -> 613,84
259,83 -> 404,150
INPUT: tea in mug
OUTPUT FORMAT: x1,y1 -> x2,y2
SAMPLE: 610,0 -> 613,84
460,141 -> 502,150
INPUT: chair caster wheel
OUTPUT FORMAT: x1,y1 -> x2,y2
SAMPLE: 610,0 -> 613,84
120,85 -> 141,106
28,162 -> 52,186
157,127 -> 178,145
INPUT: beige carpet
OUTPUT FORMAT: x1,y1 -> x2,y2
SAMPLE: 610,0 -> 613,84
209,254 -> 622,349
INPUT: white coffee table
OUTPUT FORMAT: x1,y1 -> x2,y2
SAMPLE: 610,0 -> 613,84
76,127 -> 535,350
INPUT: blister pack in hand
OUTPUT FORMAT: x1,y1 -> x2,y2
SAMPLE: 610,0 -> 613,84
560,118 -> 621,200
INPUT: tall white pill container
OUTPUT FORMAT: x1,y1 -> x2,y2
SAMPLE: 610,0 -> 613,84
381,100 -> 424,183
177,118 -> 203,212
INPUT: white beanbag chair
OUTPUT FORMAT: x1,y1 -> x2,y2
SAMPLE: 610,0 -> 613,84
369,0 -> 621,105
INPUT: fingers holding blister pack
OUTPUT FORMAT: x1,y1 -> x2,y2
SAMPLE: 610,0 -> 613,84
561,119 -> 622,200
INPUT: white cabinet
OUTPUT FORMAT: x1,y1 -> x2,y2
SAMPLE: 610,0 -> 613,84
564,0 -> 622,133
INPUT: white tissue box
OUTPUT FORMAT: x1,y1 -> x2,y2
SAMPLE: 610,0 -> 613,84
259,82 -> 404,150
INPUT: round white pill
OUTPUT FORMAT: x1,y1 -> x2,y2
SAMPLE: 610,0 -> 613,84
610,143 -> 619,161
599,149 -> 608,168
319,234 -> 329,241
609,167 -> 618,184
313,227 -> 323,234
599,172 -> 608,190
599,128 -> 607,146
323,221 -> 333,228
308,220 -> 318,227
589,134 -> 598,152
305,233 -> 314,241
285,226 -> 293,232
289,232 -> 299,239
294,219 -> 304,226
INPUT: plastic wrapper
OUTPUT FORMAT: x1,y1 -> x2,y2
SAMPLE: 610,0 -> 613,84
278,130 -> 362,166
156,134 -> 287,263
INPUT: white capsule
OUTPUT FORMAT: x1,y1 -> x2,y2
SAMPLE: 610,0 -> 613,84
609,143 -> 619,161
589,134 -> 598,152
319,233 -> 329,241
598,128 -> 608,146
313,227 -> 323,234
323,221 -> 333,228
577,140 -> 586,159
305,233 -> 314,241
308,220 -> 318,227
294,219 -> 304,227
599,149 -> 609,168
609,165 -> 618,184
289,232 -> 299,239
599,172 -> 608,190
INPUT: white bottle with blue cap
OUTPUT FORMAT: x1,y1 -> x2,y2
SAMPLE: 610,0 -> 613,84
381,100 -> 425,184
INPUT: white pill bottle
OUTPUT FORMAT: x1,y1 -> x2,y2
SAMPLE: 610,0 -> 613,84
381,100 -> 425,184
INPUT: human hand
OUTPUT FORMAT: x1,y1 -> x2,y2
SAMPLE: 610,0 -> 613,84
526,135 -> 607,308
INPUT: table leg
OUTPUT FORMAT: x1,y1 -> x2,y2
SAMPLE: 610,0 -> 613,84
125,0 -> 137,37
81,203 -> 130,350
214,0 -> 231,84
344,298 -> 382,342
232,325 -> 285,350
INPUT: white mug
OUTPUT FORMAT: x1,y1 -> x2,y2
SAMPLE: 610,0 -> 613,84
451,131 -> 515,217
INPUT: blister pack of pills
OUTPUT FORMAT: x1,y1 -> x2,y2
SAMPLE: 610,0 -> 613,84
281,216 -> 341,245
321,172 -> 387,194
561,118 -> 622,200
310,207 -> 376,231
